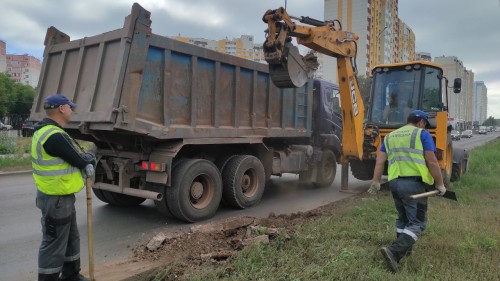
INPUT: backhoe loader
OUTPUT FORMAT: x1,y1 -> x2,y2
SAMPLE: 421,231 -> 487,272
262,7 -> 466,187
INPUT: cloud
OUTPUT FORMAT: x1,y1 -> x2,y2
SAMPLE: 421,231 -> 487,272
1,0 -> 498,117
142,0 -> 226,26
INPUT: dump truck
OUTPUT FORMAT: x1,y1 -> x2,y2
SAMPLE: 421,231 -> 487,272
30,3 -> 344,222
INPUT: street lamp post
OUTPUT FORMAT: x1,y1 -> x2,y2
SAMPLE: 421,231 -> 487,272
377,26 -> 388,65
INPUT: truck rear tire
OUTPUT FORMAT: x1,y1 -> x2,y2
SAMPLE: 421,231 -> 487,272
222,155 -> 265,209
93,189 -> 146,207
153,158 -> 191,217
315,149 -> 337,187
92,188 -> 111,204
350,159 -> 375,180
166,159 -> 222,222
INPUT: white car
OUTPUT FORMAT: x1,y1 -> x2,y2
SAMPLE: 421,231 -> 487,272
0,121 -> 13,130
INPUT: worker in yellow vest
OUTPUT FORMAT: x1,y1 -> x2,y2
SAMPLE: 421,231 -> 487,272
368,110 -> 446,272
32,94 -> 95,281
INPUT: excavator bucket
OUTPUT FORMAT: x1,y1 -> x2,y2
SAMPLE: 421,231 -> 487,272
267,44 -> 315,88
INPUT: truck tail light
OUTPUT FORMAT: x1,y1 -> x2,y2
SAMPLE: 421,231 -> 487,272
140,161 -> 166,172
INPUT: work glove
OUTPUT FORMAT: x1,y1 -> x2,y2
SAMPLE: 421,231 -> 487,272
81,152 -> 97,167
436,184 -> 446,196
368,181 -> 381,195
84,164 -> 95,178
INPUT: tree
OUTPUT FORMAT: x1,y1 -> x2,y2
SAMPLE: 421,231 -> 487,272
482,116 -> 498,126
11,83 -> 35,115
0,73 -> 35,116
0,73 -> 15,117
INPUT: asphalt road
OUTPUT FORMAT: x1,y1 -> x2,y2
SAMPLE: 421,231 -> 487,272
1,167 -> 370,281
1,132 -> 498,281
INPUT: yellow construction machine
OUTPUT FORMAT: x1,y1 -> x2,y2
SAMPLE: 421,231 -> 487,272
262,7 -> 466,187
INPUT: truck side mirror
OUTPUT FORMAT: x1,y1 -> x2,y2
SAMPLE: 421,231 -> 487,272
453,78 -> 461,94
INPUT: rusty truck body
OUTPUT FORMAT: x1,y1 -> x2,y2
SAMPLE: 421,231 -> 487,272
30,3 -> 343,222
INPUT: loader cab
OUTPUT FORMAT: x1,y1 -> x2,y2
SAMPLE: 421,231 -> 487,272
368,62 -> 445,128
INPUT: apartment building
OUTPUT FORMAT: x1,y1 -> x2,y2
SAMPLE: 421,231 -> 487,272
6,54 -> 42,88
415,52 -> 432,62
397,20 -> 415,63
0,40 -> 7,73
473,81 -> 488,125
434,56 -> 475,129
172,34 -> 265,63
322,0 -> 415,83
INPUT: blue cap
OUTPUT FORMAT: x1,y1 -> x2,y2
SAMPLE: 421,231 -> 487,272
43,94 -> 77,109
408,110 -> 428,121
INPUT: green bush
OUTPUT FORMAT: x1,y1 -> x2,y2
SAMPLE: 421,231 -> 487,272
0,131 -> 16,154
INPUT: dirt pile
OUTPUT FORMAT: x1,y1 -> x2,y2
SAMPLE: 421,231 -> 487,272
120,195 -> 362,281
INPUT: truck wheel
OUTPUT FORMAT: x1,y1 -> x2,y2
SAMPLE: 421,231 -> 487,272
222,155 -> 265,209
166,159 -> 222,222
153,158 -> 191,217
92,188 -> 111,204
91,179 -> 146,207
315,149 -> 337,187
151,185 -> 173,217
96,189 -> 146,207
350,159 -> 375,180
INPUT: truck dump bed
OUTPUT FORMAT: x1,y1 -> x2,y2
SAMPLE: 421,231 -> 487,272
30,3 -> 312,143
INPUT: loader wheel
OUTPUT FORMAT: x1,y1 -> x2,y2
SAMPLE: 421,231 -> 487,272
451,163 -> 461,182
222,155 -> 265,209
451,148 -> 469,182
451,158 -> 468,182
442,169 -> 451,188
350,159 -> 376,181
315,149 -> 337,187
167,159 -> 222,222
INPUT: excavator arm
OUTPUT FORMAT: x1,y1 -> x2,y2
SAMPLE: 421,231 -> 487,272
263,7 -> 366,162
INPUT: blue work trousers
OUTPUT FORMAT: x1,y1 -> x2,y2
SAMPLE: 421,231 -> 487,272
389,177 -> 428,241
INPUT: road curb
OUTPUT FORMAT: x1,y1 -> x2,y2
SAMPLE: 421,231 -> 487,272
0,170 -> 32,176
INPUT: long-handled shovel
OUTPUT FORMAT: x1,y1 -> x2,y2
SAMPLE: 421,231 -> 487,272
410,189 -> 458,201
85,177 -> 96,281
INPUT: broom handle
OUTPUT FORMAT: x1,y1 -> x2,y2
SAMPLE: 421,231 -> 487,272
86,178 -> 95,281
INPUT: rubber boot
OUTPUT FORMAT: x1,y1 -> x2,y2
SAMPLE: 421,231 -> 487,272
388,233 -> 415,262
38,273 -> 60,281
380,247 -> 399,272
380,233 -> 416,272
397,233 -> 413,256
60,259 -> 89,281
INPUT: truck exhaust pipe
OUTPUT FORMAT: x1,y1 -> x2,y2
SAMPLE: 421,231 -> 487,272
94,182 -> 163,201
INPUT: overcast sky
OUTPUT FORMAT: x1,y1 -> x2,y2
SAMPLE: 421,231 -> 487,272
1,0 -> 499,118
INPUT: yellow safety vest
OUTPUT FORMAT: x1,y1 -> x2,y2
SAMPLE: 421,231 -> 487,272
31,125 -> 84,195
384,125 -> 434,185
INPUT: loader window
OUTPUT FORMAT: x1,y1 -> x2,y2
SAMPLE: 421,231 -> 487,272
421,67 -> 442,111
369,68 -> 420,124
